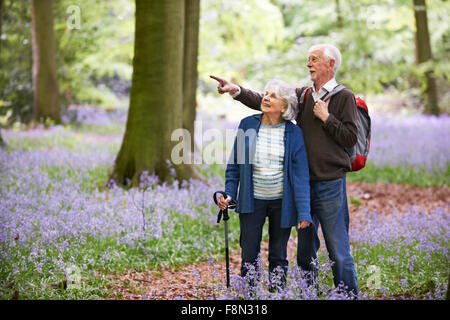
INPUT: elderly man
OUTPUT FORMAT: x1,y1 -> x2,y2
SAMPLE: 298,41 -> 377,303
210,44 -> 359,296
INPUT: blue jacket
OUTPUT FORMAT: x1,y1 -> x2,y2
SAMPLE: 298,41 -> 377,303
225,114 -> 311,228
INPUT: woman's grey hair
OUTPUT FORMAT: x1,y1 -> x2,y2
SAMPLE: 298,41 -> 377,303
263,79 -> 298,121
308,44 -> 342,75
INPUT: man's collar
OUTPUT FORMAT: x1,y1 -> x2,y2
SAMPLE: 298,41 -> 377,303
312,78 -> 338,93
322,78 -> 338,92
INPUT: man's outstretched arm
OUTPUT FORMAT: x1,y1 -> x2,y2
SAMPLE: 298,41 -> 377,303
210,75 -> 262,111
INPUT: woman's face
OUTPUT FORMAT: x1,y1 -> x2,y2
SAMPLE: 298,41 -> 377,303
261,90 -> 286,117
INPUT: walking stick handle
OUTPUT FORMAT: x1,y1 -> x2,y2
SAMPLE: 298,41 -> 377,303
213,191 -> 236,223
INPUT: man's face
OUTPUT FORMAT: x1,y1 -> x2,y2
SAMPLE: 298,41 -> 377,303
307,50 -> 335,85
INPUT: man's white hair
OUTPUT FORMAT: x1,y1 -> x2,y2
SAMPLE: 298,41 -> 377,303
263,79 -> 298,121
308,44 -> 342,75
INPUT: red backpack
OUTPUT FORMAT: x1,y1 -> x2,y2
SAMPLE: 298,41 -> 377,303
299,85 -> 371,171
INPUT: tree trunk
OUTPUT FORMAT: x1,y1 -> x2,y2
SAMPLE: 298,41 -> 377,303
0,0 -> 5,149
0,0 -> 3,54
183,0 -> 200,152
0,133 -> 5,148
110,0 -> 203,187
413,0 -> 439,115
335,0 -> 343,29
31,0 -> 61,124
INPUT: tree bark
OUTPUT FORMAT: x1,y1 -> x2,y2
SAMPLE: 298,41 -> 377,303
0,0 -> 3,55
0,0 -> 5,149
413,0 -> 439,115
110,0 -> 203,187
335,0 -> 343,29
183,0 -> 200,152
31,0 -> 60,124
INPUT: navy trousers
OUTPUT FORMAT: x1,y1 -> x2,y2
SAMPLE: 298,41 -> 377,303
239,198 -> 291,281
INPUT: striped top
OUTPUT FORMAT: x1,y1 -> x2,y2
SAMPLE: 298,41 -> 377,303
253,122 -> 286,200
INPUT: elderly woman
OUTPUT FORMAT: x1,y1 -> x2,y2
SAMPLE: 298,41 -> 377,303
216,79 -> 311,283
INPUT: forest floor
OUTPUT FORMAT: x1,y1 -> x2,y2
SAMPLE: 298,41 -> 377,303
105,182 -> 449,300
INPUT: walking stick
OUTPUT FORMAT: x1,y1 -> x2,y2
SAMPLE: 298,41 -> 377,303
213,191 -> 236,288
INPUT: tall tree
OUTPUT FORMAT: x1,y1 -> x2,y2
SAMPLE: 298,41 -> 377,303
413,0 -> 439,115
31,0 -> 60,124
0,0 -> 3,55
335,0 -> 343,29
0,0 -> 6,149
110,0 -> 203,186
0,131 -> 4,148
183,0 -> 200,152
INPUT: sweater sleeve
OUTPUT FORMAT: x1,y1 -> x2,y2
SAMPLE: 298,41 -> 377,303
233,86 -> 263,112
323,90 -> 358,148
234,86 -> 306,115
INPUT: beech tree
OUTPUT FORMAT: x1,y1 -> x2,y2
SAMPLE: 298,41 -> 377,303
413,0 -> 439,115
31,0 -> 61,124
183,0 -> 200,152
110,0 -> 203,186
0,0 -> 5,148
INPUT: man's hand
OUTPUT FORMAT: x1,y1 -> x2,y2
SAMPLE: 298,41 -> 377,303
210,75 -> 239,95
298,220 -> 311,229
313,100 -> 330,123
217,195 -> 232,211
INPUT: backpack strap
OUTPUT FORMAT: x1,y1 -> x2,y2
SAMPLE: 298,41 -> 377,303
321,84 -> 347,102
299,86 -> 311,110
301,84 -> 346,108
297,85 -> 345,124
296,86 -> 311,124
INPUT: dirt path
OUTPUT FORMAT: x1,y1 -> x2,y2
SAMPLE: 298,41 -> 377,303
105,182 -> 449,300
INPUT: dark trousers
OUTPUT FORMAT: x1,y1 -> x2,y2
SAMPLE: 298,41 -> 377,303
239,198 -> 292,283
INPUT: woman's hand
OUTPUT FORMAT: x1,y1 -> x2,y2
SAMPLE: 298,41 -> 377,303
217,195 -> 232,211
298,220 -> 311,229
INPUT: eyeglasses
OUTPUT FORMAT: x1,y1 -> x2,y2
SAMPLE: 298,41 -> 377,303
307,55 -> 321,64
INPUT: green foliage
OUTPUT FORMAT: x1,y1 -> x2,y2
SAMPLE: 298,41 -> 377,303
198,0 -> 286,89
353,239 -> 449,298
347,161 -> 450,187
221,0 -> 449,112
266,0 -> 449,98
0,0 -> 134,126
1,0 -> 449,123
0,0 -> 33,125
53,0 -> 134,108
